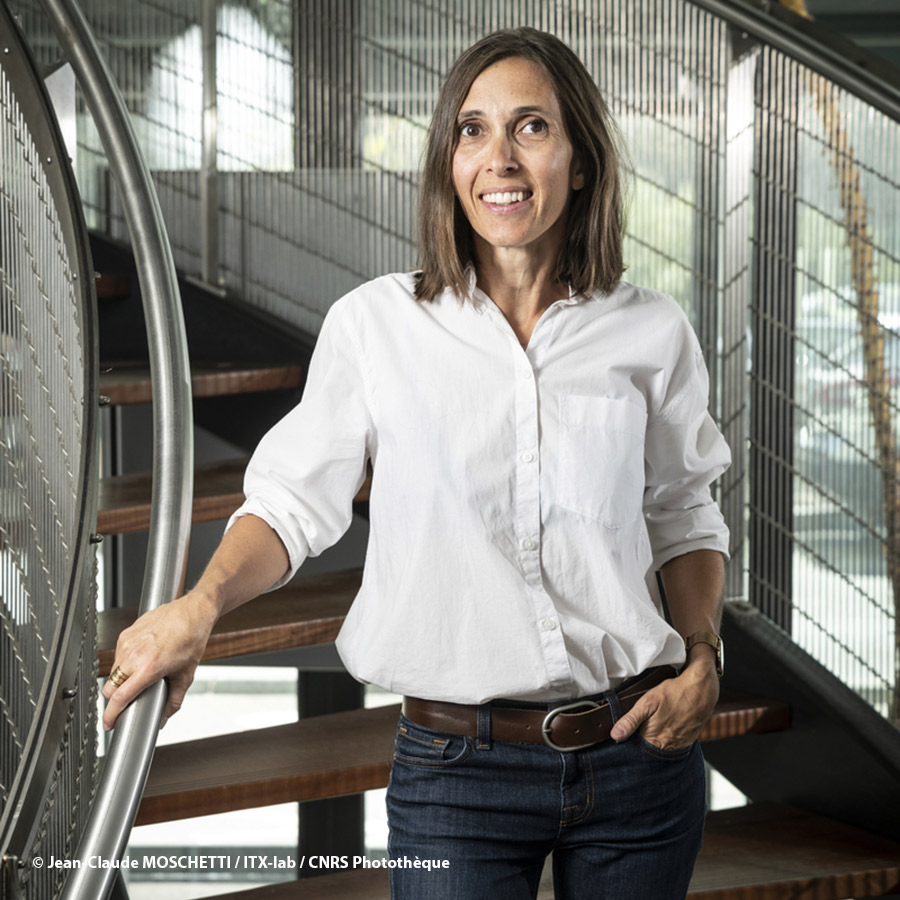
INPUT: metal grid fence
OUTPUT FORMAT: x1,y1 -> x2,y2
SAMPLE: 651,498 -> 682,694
761,52 -> 900,713
9,0 -> 898,720
0,4 -> 99,893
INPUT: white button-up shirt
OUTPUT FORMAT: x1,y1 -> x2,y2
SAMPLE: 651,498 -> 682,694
229,272 -> 730,704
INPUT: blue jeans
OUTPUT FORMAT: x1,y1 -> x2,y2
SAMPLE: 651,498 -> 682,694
386,706 -> 706,899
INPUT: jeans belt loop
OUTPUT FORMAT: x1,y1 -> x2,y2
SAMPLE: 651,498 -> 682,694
602,687 -> 622,725
476,702 -> 492,750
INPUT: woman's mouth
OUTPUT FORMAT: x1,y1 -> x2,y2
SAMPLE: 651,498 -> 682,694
480,190 -> 532,206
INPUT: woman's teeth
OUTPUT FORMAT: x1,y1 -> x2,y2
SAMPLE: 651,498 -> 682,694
482,191 -> 528,204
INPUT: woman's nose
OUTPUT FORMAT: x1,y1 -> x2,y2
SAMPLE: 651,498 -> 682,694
487,133 -> 517,174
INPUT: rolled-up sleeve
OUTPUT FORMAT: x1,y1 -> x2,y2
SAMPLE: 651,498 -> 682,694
226,296 -> 374,589
643,335 -> 731,571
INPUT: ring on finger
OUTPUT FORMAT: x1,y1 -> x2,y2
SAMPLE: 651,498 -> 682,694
109,666 -> 129,688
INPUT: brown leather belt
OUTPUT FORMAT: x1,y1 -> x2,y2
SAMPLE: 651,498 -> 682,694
402,665 -> 677,752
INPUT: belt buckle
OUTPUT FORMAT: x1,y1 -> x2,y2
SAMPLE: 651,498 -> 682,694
541,699 -> 601,752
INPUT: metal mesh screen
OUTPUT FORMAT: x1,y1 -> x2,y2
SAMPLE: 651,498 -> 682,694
65,0 -> 739,334
0,5 -> 99,894
16,560 -> 98,900
1,50 -> 82,804
774,54 -> 899,713
9,0 -> 898,722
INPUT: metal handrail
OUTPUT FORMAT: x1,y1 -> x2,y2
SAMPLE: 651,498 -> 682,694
691,0 -> 900,123
35,1 -> 194,899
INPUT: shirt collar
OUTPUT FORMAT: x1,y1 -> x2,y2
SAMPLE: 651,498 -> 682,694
463,264 -> 586,313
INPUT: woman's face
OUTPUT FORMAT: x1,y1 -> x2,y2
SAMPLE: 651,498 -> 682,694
451,56 -> 584,264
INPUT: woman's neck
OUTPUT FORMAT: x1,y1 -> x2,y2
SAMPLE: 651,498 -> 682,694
474,245 -> 567,348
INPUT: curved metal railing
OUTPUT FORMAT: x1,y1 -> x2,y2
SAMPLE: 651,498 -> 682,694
694,0 -> 900,120
37,1 -> 194,898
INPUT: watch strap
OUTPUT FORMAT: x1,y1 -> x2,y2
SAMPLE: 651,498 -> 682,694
684,631 -> 723,678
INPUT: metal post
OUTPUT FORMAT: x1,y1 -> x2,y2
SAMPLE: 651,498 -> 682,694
297,673 -> 366,877
201,0 -> 218,285
749,47 -> 799,630
720,35 -> 759,599
691,25 -> 724,405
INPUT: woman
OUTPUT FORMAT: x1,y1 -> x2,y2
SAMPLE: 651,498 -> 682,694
104,27 -> 729,899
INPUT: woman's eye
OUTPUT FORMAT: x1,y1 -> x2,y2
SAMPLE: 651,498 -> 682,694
521,118 -> 547,135
459,122 -> 482,138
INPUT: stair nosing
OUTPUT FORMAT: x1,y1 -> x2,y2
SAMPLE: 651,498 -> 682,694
99,362 -> 305,406
97,459 -> 370,536
97,568 -> 363,677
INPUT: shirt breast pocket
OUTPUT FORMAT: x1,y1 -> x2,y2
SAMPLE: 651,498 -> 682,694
557,395 -> 647,528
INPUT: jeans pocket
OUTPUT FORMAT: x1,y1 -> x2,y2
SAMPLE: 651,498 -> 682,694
633,734 -> 697,761
557,395 -> 647,528
393,715 -> 473,768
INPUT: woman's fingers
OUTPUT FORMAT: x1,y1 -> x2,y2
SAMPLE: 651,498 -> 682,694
609,691 -> 658,742
101,664 -> 196,731
102,667 -> 154,730
100,595 -> 215,730
163,670 -> 195,722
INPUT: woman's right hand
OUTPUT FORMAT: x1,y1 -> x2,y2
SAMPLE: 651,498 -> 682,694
100,588 -> 219,731
99,513 -> 291,732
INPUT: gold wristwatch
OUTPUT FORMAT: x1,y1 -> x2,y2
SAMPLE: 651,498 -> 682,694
684,631 -> 724,678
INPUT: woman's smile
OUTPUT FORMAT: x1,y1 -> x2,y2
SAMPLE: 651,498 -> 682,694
480,189 -> 532,206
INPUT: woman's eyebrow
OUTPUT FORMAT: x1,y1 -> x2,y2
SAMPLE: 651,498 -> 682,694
457,105 -> 551,121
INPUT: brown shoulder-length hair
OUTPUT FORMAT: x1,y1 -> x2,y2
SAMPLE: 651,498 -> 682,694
414,27 -> 628,303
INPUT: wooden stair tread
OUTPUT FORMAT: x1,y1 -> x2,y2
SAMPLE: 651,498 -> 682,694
137,696 -> 789,826
97,568 -> 361,678
98,457 -> 247,535
697,690 -> 791,740
200,805 -> 900,899
96,458 -> 371,535
137,704 -> 400,826
688,803 -> 900,900
99,362 -> 304,406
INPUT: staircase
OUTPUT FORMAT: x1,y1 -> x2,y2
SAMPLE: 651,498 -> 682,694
90,254 -> 900,900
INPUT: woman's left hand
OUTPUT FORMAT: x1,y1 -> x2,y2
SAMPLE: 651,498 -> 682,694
609,656 -> 720,750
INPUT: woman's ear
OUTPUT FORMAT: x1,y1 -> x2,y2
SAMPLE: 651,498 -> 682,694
571,158 -> 585,191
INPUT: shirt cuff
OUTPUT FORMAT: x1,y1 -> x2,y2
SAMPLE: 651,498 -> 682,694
647,509 -> 731,571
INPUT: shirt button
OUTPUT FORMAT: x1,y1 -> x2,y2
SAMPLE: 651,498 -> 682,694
522,538 -> 537,551
541,618 -> 558,632
521,451 -> 535,463
522,369 -> 533,380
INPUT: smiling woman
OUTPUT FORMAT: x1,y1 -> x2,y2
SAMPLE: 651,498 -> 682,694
415,28 -> 627,310
104,26 -> 730,900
